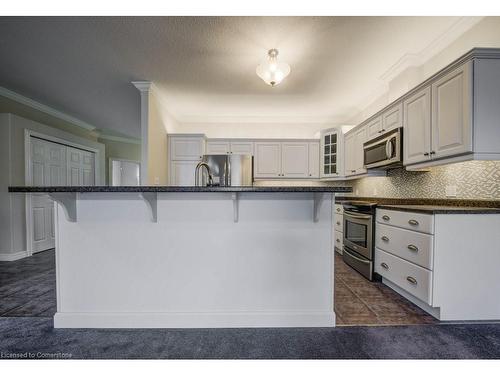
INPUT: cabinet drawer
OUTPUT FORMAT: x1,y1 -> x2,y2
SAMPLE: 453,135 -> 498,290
376,223 -> 434,270
334,230 -> 343,250
334,203 -> 343,215
375,248 -> 433,304
376,208 -> 434,234
334,214 -> 343,232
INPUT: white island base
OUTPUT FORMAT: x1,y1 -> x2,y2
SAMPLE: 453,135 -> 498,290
52,191 -> 335,328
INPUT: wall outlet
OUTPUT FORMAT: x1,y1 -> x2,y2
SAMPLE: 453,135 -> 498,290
154,177 -> 160,185
445,185 -> 457,197
373,187 -> 378,196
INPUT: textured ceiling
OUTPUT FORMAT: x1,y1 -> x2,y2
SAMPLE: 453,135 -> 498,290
0,16 -> 475,137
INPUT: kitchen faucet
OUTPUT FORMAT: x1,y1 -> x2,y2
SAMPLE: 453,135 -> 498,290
195,162 -> 213,186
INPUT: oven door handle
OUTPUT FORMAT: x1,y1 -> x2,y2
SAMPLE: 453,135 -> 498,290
344,211 -> 373,220
343,246 -> 371,264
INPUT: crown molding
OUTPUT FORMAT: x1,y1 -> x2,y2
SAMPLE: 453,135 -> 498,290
379,16 -> 484,83
0,86 -> 97,131
97,133 -> 141,145
176,114 -> 347,125
131,81 -> 153,93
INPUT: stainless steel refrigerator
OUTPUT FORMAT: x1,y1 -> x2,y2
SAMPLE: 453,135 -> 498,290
196,154 -> 253,186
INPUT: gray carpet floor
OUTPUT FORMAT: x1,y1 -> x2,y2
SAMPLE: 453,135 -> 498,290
1,317 -> 499,359
0,249 -> 56,317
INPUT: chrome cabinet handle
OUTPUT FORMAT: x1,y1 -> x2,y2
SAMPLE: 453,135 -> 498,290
336,238 -> 340,243
380,262 -> 389,270
336,221 -> 341,225
430,151 -> 436,155
407,244 -> 419,252
336,208 -> 341,212
381,236 -> 389,242
382,215 -> 390,221
423,152 -> 429,156
406,276 -> 418,285
408,219 -> 419,226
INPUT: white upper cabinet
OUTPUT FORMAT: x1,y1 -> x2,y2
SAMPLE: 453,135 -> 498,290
344,132 -> 356,177
403,86 -> 432,165
254,141 -> 319,179
206,141 -> 230,155
366,116 -> 383,138
382,101 -> 403,132
431,61 -> 473,159
230,141 -> 254,155
169,135 -> 205,161
308,142 -> 320,178
354,126 -> 368,175
206,140 -> 254,155
281,142 -> 309,178
254,142 -> 282,178
320,128 -> 341,178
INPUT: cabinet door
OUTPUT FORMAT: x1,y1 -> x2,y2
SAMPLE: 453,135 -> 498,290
366,116 -> 382,138
169,137 -> 205,160
308,142 -> 319,178
344,133 -> 356,176
354,126 -> 367,174
431,61 -> 473,159
206,141 -> 230,155
320,131 -> 339,177
254,142 -> 281,178
281,142 -> 309,178
382,102 -> 403,132
403,86 -> 432,165
170,160 -> 199,186
230,141 -> 254,155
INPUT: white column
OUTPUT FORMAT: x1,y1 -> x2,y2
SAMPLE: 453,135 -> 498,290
131,81 -> 152,185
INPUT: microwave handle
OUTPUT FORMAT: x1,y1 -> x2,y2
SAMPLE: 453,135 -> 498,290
386,137 -> 394,158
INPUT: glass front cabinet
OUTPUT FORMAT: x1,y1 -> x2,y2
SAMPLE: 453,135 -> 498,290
320,127 -> 343,179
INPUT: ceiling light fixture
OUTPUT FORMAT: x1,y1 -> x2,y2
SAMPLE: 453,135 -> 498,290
256,49 -> 291,87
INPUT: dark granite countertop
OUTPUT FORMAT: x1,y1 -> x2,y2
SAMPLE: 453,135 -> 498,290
377,204 -> 500,214
8,186 -> 352,193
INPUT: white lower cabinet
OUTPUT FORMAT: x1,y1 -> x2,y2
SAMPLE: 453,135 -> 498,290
375,207 -> 500,321
334,203 -> 344,254
375,248 -> 433,305
375,223 -> 434,270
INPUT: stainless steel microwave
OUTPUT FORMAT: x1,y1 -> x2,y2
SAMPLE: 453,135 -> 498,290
363,127 -> 403,170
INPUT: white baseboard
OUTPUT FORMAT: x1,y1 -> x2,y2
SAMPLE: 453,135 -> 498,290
382,278 -> 441,319
0,250 -> 29,262
54,311 -> 336,328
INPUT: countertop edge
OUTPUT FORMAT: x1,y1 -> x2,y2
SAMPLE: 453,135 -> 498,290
8,186 -> 353,193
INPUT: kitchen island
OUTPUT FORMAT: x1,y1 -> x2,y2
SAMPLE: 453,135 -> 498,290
9,186 -> 351,328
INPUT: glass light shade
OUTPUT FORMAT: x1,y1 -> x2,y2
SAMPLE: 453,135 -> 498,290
256,49 -> 291,87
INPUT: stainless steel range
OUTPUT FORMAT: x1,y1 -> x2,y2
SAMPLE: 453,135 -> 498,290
342,201 -> 377,280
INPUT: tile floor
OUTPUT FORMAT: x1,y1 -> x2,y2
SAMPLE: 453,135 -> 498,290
334,252 -> 437,326
0,249 -> 56,317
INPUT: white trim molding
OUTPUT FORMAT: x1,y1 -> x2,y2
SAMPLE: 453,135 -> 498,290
54,311 -> 335,328
131,81 -> 152,185
97,133 -> 141,145
0,250 -> 30,262
0,86 -> 97,131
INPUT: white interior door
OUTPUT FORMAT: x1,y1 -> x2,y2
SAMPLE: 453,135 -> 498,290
30,137 -> 66,253
29,137 -> 96,254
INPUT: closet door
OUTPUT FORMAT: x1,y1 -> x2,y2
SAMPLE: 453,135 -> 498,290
67,147 -> 95,186
30,137 -> 66,253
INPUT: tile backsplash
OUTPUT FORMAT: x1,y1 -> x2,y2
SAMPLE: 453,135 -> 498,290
348,161 -> 500,200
